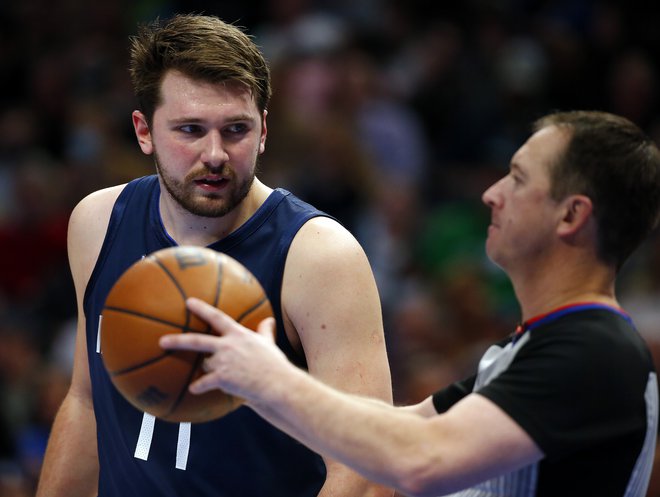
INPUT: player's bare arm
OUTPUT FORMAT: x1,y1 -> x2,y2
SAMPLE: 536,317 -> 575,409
36,185 -> 125,497
282,216 -> 394,496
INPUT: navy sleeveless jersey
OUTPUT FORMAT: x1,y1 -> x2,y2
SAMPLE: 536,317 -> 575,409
84,175 -> 331,496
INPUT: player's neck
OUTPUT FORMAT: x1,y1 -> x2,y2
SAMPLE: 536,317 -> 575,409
159,180 -> 272,246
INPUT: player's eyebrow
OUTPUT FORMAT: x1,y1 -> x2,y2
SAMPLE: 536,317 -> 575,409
168,113 -> 257,125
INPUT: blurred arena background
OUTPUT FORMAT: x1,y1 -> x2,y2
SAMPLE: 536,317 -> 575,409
1,0 -> 660,495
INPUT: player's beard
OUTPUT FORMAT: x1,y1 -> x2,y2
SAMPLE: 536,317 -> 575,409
154,151 -> 255,218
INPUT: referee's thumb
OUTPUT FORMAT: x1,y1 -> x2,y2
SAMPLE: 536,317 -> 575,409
256,317 -> 276,343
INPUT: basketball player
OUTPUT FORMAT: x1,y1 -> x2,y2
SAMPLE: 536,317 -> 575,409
163,111 -> 660,496
36,14 -> 393,497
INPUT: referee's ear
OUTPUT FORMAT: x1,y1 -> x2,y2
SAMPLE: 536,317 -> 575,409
557,194 -> 593,239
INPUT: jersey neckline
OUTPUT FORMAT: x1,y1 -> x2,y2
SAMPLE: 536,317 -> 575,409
513,302 -> 632,341
148,178 -> 290,250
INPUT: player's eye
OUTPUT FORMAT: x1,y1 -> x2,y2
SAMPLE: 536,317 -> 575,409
179,124 -> 203,134
224,123 -> 248,135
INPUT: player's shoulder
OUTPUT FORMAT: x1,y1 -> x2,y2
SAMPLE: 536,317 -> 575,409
68,184 -> 129,280
295,216 -> 363,255
70,183 -> 128,224
286,216 -> 372,282
68,184 -> 126,251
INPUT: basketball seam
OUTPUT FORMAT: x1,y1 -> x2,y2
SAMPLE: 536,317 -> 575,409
109,352 -> 170,376
102,306 -> 205,376
237,296 -> 270,324
153,257 -> 192,328
102,306 -> 207,333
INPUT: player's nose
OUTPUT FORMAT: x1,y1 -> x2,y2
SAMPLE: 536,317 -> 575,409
201,130 -> 229,168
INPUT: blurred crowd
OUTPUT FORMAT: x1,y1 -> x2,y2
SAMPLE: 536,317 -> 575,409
1,0 -> 660,495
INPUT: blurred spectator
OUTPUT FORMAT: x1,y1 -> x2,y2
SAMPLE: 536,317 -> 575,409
607,49 -> 658,129
0,159 -> 70,307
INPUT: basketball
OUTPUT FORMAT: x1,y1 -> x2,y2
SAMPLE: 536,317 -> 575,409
100,246 -> 274,423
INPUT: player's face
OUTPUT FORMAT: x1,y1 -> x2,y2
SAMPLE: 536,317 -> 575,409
133,70 -> 267,218
481,125 -> 569,271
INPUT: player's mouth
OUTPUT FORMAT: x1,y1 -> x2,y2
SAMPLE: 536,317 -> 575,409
194,176 -> 229,191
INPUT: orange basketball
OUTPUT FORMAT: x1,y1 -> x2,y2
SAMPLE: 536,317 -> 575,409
100,246 -> 273,423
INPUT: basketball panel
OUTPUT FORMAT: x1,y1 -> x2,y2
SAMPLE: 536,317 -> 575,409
101,310 -> 199,373
164,387 -> 243,423
238,298 -> 275,331
110,353 -> 198,418
152,247 -> 224,331
216,258 -> 272,325
104,259 -> 188,327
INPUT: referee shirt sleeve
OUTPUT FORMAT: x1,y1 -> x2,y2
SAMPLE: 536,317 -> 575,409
432,375 -> 477,413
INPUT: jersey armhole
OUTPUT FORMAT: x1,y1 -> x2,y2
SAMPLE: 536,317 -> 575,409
82,182 -> 138,309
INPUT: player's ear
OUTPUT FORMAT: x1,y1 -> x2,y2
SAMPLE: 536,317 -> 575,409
259,110 -> 268,154
557,194 -> 593,237
132,110 -> 153,155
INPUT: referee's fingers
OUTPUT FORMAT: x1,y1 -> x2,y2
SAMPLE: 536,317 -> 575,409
186,297 -> 243,336
159,332 -> 217,353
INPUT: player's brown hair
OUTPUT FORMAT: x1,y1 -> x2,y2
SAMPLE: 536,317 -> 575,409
129,14 -> 271,125
535,110 -> 660,269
